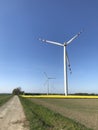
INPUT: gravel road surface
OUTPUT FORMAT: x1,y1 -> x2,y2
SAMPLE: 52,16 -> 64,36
0,96 -> 29,130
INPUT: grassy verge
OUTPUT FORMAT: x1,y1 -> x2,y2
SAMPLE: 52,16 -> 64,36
19,96 -> 92,130
0,94 -> 13,106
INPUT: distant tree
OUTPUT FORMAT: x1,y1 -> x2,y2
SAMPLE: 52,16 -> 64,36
12,87 -> 23,95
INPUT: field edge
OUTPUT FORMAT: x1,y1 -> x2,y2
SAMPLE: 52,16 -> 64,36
19,96 -> 92,130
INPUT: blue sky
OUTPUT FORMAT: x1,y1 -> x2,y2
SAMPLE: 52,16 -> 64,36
0,0 -> 98,94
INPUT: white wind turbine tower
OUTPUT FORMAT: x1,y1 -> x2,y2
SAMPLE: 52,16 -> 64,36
44,72 -> 55,95
39,31 -> 82,96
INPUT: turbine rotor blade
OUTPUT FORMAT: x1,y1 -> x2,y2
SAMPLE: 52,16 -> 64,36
65,30 -> 83,45
39,38 -> 64,46
44,72 -> 48,79
48,77 -> 56,79
66,51 -> 72,74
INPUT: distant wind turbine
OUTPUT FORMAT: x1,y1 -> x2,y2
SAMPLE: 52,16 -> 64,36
39,31 -> 82,96
44,72 -> 55,95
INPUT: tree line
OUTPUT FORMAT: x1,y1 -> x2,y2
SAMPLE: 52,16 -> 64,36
12,87 -> 24,95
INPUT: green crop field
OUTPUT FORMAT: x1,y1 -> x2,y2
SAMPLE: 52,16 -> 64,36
29,98 -> 98,130
20,96 -> 92,130
0,94 -> 12,106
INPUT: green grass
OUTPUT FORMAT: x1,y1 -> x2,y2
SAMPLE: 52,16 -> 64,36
0,94 -> 13,106
19,96 -> 92,130
30,98 -> 98,129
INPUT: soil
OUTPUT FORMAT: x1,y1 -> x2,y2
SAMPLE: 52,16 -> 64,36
30,98 -> 98,130
0,96 -> 29,130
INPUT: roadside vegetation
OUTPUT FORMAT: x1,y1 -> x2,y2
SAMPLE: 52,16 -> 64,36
20,96 -> 92,130
0,94 -> 13,106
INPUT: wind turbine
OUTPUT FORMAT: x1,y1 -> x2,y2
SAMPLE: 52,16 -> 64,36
39,31 -> 82,96
44,72 -> 55,95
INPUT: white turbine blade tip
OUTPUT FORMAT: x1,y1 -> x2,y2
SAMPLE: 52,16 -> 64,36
78,30 -> 83,35
39,38 -> 45,42
38,38 -> 42,41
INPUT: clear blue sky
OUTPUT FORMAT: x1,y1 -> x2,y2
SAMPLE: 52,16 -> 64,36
0,0 -> 98,94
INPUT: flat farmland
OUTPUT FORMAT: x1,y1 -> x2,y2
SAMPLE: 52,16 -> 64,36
0,94 -> 12,106
30,98 -> 98,130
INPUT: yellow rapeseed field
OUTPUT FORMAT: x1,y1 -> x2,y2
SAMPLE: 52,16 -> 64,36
21,95 -> 98,99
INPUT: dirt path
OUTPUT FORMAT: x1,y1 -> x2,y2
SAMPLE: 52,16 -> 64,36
0,96 -> 29,130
